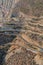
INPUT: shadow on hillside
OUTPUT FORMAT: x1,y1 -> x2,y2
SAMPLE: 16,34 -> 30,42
0,34 -> 16,45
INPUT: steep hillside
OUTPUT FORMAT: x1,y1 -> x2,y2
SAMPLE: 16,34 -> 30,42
17,0 -> 43,17
0,0 -> 43,65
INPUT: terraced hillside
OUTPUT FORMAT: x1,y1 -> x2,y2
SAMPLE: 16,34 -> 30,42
0,16 -> 42,65
0,0 -> 43,65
